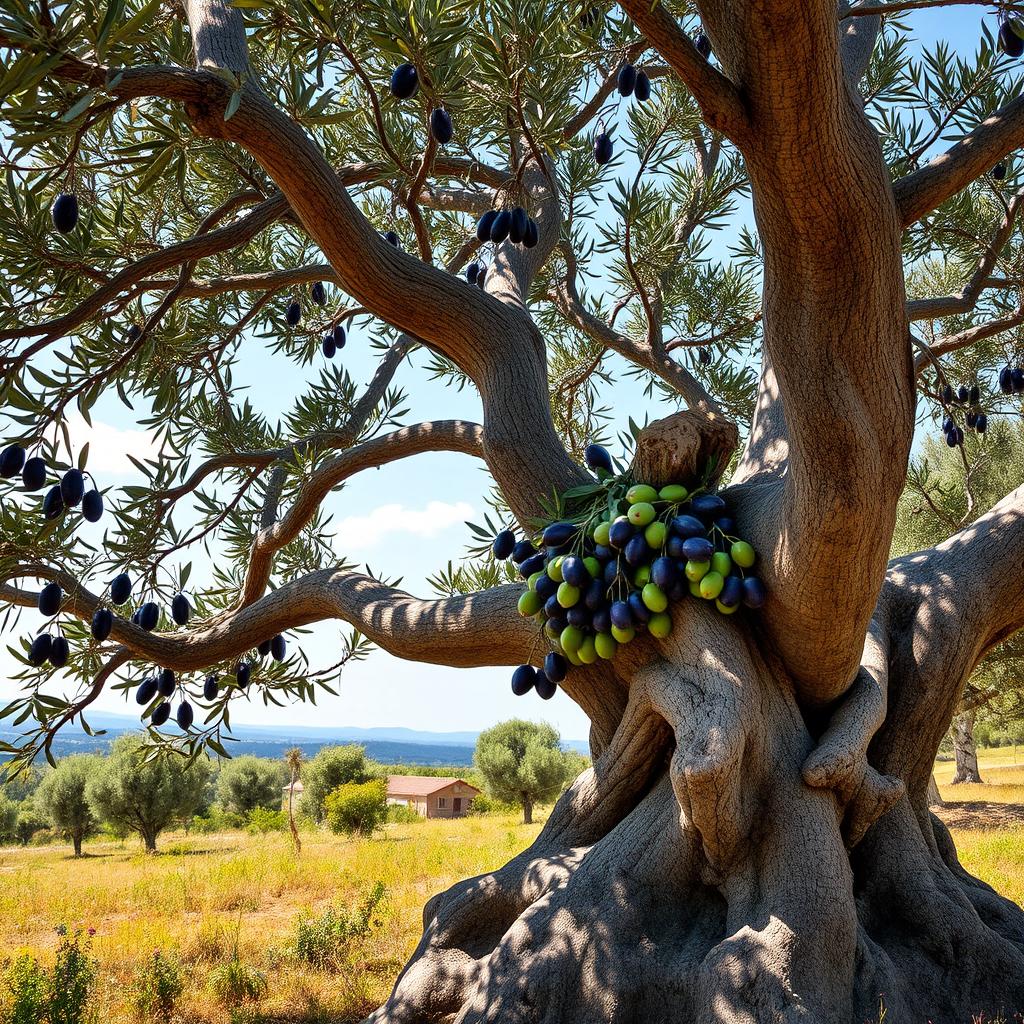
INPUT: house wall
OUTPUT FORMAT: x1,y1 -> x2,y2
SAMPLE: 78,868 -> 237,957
387,796 -> 427,816
425,782 -> 478,819
386,782 -> 479,818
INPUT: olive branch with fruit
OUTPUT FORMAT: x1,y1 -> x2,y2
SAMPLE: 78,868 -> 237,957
491,443 -> 764,700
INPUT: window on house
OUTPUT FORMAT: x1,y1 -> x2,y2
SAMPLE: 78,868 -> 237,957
437,797 -> 448,808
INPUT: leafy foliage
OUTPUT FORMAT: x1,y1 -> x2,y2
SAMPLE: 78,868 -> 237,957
84,734 -> 210,851
323,778 -> 388,836
34,754 -> 100,855
215,755 -> 286,816
0,0 -> 1023,767
473,718 -> 574,821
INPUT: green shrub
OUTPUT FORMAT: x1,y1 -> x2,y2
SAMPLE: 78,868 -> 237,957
129,951 -> 184,1022
49,926 -> 97,1024
4,953 -> 48,1024
323,780 -> 386,837
295,883 -> 387,970
188,807 -> 245,834
208,960 -> 267,1007
468,793 -> 516,815
29,828 -> 57,847
385,804 -> 422,824
245,808 -> 286,834
14,809 -> 49,846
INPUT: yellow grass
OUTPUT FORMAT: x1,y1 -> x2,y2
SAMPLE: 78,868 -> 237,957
2,762 -> 1023,1024
934,746 -> 1024,804
0,814 -> 542,1023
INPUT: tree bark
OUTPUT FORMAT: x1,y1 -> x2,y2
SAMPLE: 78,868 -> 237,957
927,774 -> 945,808
72,833 -> 82,858
521,796 -> 533,826
951,709 -> 984,785
143,830 -> 158,854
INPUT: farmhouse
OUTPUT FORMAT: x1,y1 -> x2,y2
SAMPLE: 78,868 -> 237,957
386,775 -> 481,819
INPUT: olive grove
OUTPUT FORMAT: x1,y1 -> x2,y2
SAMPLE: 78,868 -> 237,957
2,0 -> 1024,1020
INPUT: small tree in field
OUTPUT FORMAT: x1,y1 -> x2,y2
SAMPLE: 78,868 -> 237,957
34,755 -> 99,857
86,736 -> 209,853
215,755 -> 285,816
284,747 -> 303,855
475,720 -> 572,824
323,780 -> 387,837
299,746 -> 372,824
0,791 -> 17,844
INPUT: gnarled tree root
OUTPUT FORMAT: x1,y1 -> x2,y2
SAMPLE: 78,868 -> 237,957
365,614 -> 1024,1024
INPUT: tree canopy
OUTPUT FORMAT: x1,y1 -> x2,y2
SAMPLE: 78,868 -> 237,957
34,752 -> 99,856
85,733 -> 209,851
299,744 -> 372,822
215,754 -> 285,816
475,718 -> 573,823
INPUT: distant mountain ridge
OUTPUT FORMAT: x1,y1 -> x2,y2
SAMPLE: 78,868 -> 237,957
0,710 -> 589,765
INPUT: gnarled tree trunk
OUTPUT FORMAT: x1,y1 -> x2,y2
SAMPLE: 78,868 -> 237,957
951,709 -> 984,785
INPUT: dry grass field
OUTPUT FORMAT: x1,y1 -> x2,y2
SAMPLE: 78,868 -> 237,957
0,813 -> 543,1023
0,751 -> 1022,1024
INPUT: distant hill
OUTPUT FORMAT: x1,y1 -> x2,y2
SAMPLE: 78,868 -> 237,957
0,710 -> 588,766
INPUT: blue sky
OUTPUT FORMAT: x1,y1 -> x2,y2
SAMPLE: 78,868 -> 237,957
1,5 -> 985,746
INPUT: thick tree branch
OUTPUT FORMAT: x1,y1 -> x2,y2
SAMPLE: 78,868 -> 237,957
913,305 -> 1024,374
240,419 -> 485,605
616,0 -> 749,142
889,483 -> 1024,675
907,188 -> 1024,321
0,564 -> 533,672
894,95 -> 1024,227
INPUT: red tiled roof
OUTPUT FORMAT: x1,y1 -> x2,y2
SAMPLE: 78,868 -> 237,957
386,775 -> 481,797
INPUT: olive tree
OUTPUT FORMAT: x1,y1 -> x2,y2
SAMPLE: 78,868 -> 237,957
2,0 -> 1024,1020
475,719 -> 573,823
215,755 -> 285,816
0,791 -> 17,844
86,735 -> 209,852
34,753 -> 99,856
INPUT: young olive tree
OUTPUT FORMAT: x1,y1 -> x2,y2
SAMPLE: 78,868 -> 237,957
474,719 -> 573,823
2,0 -> 1024,1020
215,754 -> 286,816
86,734 -> 209,851
34,753 -> 99,856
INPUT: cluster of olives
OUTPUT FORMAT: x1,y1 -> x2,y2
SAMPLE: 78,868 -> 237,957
388,63 -> 453,144
999,364 -> 1024,394
494,444 -> 765,699
939,382 -> 987,445
134,635 -> 287,732
28,577 -> 72,669
1,445 -> 104,523
616,64 -> 651,101
475,207 -> 540,250
998,13 -> 1024,58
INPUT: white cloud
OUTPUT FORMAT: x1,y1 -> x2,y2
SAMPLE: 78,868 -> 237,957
64,414 -> 160,475
335,500 -> 475,551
